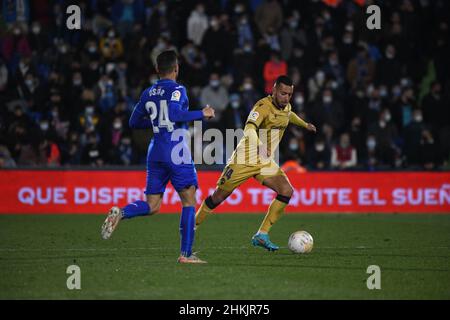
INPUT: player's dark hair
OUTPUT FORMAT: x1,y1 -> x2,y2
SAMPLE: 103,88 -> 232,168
156,50 -> 178,75
275,75 -> 293,87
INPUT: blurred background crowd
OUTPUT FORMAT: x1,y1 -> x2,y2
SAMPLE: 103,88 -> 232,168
0,0 -> 449,171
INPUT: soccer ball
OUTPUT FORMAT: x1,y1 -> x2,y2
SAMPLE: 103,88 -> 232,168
288,231 -> 314,254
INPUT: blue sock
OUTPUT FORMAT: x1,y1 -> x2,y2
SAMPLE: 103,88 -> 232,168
179,206 -> 195,257
122,200 -> 150,219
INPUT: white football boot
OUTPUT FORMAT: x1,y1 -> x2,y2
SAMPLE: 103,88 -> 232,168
101,206 -> 123,239
177,252 -> 207,264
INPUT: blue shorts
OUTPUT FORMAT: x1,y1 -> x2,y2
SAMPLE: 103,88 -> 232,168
145,161 -> 199,195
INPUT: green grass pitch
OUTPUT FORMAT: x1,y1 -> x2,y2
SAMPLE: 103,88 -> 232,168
0,213 -> 449,299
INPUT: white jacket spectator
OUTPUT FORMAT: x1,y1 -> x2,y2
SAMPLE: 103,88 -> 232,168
187,5 -> 209,46
200,74 -> 229,121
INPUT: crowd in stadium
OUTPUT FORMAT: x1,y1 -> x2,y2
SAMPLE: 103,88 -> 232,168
0,0 -> 449,170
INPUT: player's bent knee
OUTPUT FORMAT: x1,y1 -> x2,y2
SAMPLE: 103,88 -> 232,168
147,201 -> 161,215
179,185 -> 197,207
209,189 -> 230,208
279,185 -> 294,198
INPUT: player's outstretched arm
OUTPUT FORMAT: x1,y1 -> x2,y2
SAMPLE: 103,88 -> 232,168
289,112 -> 316,133
168,102 -> 210,122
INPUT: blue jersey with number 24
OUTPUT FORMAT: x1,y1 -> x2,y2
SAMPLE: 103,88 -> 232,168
129,79 -> 203,163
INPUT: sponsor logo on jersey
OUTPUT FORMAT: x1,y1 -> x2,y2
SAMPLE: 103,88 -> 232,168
171,90 -> 181,101
248,111 -> 259,122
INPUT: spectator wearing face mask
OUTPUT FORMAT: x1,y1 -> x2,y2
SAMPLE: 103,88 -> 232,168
222,93 -> 246,131
61,131 -> 82,165
403,108 -> 426,167
96,75 -> 117,113
289,47 -> 310,78
20,72 -> 39,102
365,85 -> 384,126
292,92 -> 305,112
282,135 -> 306,164
392,87 -> 417,131
99,28 -> 124,61
239,77 -> 260,113
201,16 -> 228,72
307,136 -> 330,170
347,44 -> 375,91
279,11 -> 306,61
82,60 -> 101,89
29,21 -> 48,53
233,42 -> 257,86
81,132 -> 104,167
79,105 -> 100,132
38,116 -> 61,145
349,116 -> 366,161
310,89 -> 345,133
338,28 -> 355,67
422,81 -> 448,135
419,129 -> 440,170
422,82 -> 450,164
364,134 -> 378,170
307,70 -> 326,103
331,133 -> 357,170
290,67 -> 305,94
66,71 -> 85,115
236,14 -> 254,49
180,41 -> 207,87
83,39 -> 101,63
116,135 -> 134,166
362,134 -> 395,170
200,73 -> 229,122
323,51 -> 345,88
368,108 -> 398,156
110,116 -> 124,148
376,44 -> 402,87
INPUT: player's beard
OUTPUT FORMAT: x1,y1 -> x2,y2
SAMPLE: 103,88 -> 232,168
274,96 -> 287,109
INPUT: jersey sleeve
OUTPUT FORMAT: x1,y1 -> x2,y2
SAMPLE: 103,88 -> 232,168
245,102 -> 269,128
168,86 -> 203,122
129,90 -> 153,129
289,112 -> 308,128
170,87 -> 184,105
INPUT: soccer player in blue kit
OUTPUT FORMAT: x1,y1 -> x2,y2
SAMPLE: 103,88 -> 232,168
101,50 -> 215,264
